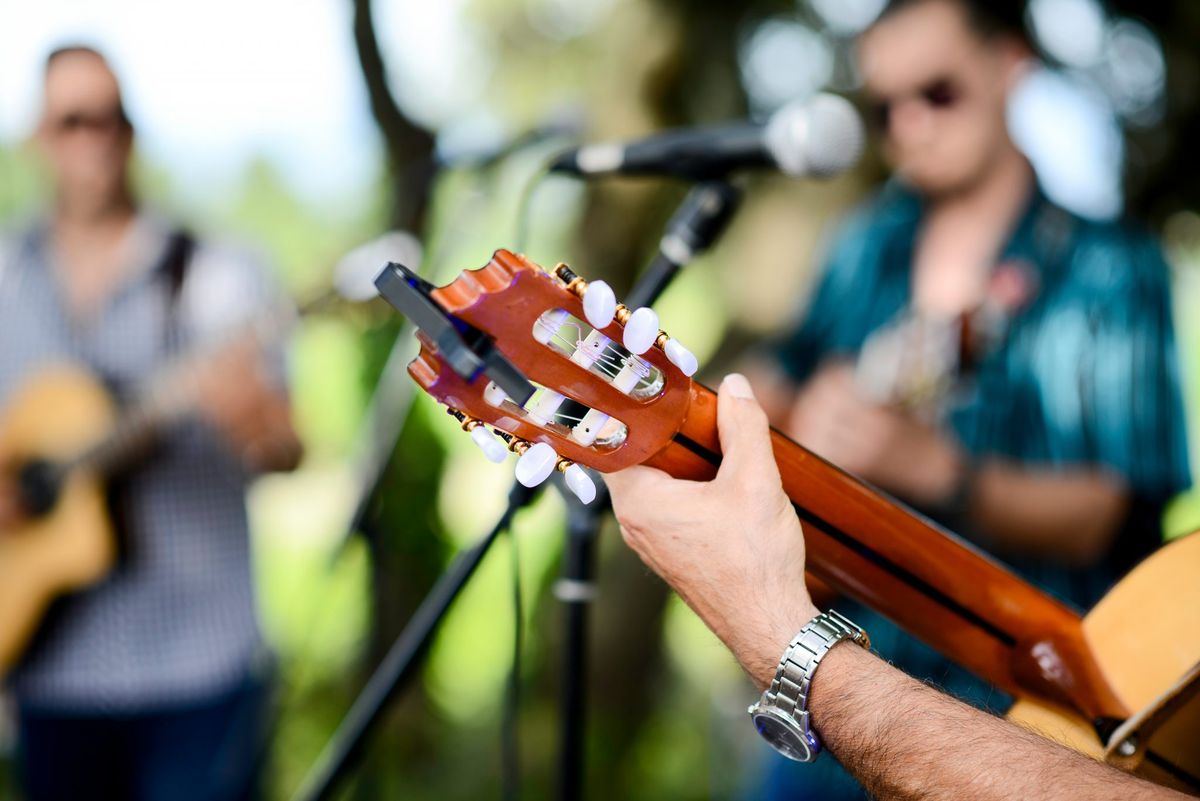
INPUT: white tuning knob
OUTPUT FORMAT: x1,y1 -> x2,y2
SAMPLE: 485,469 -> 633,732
563,463 -> 597,504
583,280 -> 617,329
483,382 -> 510,407
663,338 -> 698,376
469,426 -> 509,463
515,442 -> 558,487
622,307 -> 659,355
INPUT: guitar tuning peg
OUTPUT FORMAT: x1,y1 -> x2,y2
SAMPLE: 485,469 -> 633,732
468,426 -> 509,463
583,280 -> 617,329
662,337 -> 699,377
622,306 -> 659,355
483,382 -> 510,407
515,442 -> 558,488
561,461 -> 597,504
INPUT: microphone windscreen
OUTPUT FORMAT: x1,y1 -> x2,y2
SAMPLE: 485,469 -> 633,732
765,93 -> 866,179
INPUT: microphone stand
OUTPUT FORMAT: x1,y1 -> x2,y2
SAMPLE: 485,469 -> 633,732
553,473 -> 607,801
552,177 -> 740,801
293,481 -> 541,801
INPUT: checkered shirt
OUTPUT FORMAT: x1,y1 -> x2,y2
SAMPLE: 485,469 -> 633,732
0,213 -> 286,712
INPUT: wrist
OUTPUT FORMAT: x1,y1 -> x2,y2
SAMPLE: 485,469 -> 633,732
748,608 -> 870,763
750,596 -> 821,689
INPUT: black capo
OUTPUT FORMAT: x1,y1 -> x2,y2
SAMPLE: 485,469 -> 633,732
374,262 -> 536,406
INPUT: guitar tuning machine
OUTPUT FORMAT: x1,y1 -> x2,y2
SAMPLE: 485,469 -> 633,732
656,332 -> 698,377
557,458 -> 597,504
614,304 -> 697,375
486,429 -> 555,488
555,263 -> 617,330
552,263 -> 697,375
446,407 -> 508,463
484,424 -> 597,504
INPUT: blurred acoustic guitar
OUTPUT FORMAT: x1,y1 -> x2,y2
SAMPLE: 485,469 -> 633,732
0,293 -> 321,678
378,249 -> 1200,794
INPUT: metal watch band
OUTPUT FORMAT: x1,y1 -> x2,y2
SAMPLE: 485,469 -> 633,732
760,609 -> 870,742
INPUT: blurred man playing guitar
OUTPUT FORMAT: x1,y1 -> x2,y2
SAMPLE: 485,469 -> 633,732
0,46 -> 300,801
748,2 -> 1190,796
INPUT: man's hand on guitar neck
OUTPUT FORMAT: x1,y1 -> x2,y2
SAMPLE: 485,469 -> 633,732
607,373 -> 817,683
193,338 -> 302,474
603,374 -> 1187,801
784,362 -> 964,506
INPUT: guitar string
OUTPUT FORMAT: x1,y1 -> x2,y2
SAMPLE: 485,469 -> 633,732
546,333 -> 653,380
546,334 -> 630,373
542,319 -> 645,371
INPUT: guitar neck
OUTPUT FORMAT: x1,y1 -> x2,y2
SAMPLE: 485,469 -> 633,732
647,382 -> 1128,730
70,368 -> 202,477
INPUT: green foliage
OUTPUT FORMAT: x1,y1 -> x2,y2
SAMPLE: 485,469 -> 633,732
0,141 -> 49,222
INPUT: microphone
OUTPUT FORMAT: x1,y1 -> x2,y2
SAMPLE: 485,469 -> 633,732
549,93 -> 864,180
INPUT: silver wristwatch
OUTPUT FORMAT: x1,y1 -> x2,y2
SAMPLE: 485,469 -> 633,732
748,609 -> 870,762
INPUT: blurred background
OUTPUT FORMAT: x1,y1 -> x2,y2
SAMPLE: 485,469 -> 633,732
1,0 -> 1198,799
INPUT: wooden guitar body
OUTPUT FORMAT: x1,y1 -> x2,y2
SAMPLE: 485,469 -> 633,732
0,367 -> 118,675
1009,531 -> 1200,790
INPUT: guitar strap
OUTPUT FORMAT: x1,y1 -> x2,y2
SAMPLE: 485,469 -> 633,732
107,228 -> 196,564
160,229 -> 197,347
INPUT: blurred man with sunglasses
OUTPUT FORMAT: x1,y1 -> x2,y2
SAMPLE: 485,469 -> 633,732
749,1 -> 1190,797
0,46 -> 300,800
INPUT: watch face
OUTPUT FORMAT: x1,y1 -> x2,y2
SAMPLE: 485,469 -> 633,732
751,710 -> 815,763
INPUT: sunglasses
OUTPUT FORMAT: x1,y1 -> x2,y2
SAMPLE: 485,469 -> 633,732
50,107 -> 129,136
868,78 -> 963,131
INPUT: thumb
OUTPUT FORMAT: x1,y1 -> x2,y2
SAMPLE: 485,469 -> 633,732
716,373 -> 781,486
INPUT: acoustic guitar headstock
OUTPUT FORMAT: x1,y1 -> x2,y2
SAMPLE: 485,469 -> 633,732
376,249 -> 699,503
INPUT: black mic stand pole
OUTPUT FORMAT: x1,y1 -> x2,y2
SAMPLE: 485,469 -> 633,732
552,177 -> 741,801
552,474 -> 607,801
293,480 -> 540,801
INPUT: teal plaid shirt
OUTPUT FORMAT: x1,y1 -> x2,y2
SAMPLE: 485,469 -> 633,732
772,181 -> 1190,707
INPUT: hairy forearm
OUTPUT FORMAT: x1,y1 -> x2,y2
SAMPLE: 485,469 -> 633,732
970,462 -> 1129,564
803,643 -> 1184,801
